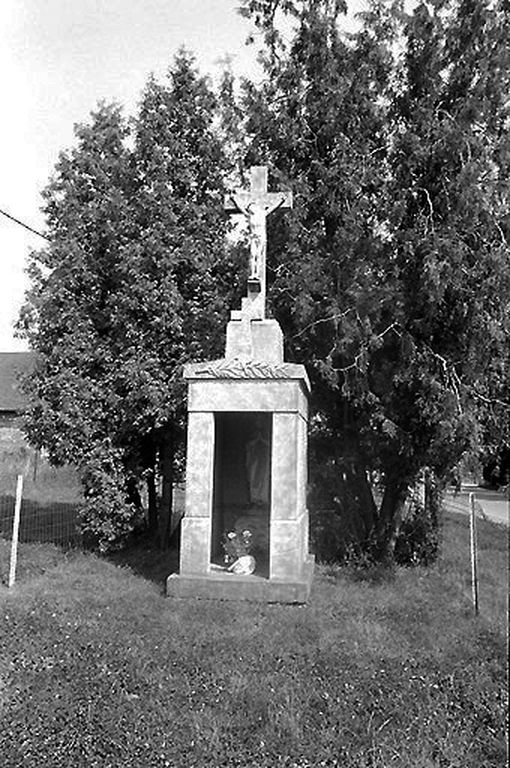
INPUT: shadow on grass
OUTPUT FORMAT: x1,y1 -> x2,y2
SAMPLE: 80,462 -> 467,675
105,532 -> 179,592
321,560 -> 397,585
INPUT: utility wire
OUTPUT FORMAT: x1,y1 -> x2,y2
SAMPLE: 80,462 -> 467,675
0,207 -> 49,241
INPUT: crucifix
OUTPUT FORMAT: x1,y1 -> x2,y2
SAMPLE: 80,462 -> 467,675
225,166 -> 293,320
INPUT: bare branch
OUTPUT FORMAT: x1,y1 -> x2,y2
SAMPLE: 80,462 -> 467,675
330,322 -> 402,373
292,307 -> 356,339
495,221 -> 507,245
470,390 -> 510,410
415,187 -> 435,233
425,347 -> 463,415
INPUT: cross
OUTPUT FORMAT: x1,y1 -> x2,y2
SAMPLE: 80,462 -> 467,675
225,166 -> 293,319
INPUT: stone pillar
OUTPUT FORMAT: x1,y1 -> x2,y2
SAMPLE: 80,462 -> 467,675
179,411 -> 215,576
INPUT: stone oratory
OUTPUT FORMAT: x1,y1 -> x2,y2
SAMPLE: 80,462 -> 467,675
167,166 -> 314,603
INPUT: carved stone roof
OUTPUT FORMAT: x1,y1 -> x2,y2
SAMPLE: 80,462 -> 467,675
184,357 -> 310,389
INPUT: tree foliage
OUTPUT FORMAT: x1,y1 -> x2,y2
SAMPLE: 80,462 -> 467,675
18,5 -> 509,562
237,0 -> 510,558
19,52 -> 240,551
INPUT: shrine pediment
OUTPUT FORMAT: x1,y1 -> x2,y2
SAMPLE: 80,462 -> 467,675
184,358 -> 310,386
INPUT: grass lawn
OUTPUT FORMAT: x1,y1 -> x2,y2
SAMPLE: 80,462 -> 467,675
0,510 -> 507,768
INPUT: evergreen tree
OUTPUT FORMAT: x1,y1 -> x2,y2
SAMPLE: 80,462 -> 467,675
238,0 -> 510,558
19,53 -> 238,551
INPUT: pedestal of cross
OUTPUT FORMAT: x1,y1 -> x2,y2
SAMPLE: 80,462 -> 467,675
225,166 -> 293,321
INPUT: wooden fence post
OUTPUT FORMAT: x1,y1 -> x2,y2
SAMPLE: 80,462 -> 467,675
469,492 -> 479,615
8,474 -> 24,589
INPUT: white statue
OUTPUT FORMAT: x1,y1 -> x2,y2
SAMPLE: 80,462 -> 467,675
224,166 -> 293,316
245,426 -> 270,505
234,198 -> 286,284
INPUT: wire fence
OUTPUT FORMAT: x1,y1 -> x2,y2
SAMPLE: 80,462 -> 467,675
0,493 -> 81,547
0,471 -> 187,586
0,471 -> 83,587
0,434 -> 83,552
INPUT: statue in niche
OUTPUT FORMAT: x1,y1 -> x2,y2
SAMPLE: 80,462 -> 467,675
245,418 -> 270,506
230,419 -> 271,561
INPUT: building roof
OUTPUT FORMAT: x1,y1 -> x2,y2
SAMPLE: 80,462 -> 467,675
0,352 -> 36,412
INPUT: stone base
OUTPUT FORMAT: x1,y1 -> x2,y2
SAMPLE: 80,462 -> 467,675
225,317 -> 284,363
166,557 -> 314,604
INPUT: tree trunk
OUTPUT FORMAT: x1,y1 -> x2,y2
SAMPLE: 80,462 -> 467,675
352,465 -> 378,539
146,471 -> 158,536
157,425 -> 174,549
126,474 -> 142,511
376,478 -> 408,559
139,435 -> 158,537
338,463 -> 379,546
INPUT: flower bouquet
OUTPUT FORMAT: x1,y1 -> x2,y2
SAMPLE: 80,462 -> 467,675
222,529 -> 256,575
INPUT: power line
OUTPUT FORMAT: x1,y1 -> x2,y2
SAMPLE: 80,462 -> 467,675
0,207 -> 49,241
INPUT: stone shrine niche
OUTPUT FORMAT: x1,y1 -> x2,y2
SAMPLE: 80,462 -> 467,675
166,165 -> 314,603
211,412 -> 271,578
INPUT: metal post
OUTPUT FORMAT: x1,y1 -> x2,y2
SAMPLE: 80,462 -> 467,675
469,492 -> 479,615
8,474 -> 23,588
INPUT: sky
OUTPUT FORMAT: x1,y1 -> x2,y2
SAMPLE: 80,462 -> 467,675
0,0 -> 364,352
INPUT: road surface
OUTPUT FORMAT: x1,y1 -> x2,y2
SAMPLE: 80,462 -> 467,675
445,484 -> 509,526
